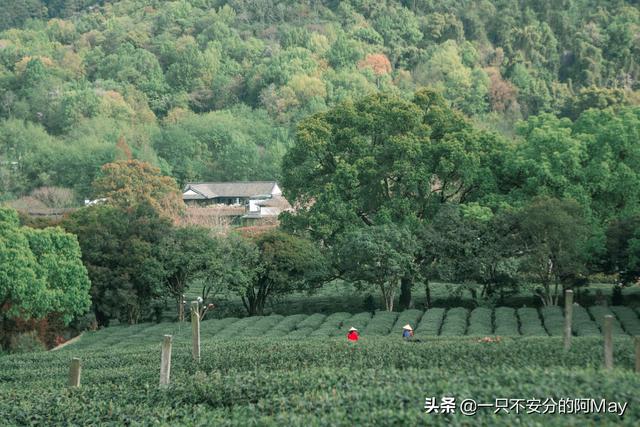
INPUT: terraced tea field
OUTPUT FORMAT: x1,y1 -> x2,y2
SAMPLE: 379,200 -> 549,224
2,306 -> 640,426
72,305 -> 640,348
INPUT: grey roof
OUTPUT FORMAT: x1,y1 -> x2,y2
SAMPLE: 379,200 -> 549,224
183,182 -> 279,199
255,196 -> 292,209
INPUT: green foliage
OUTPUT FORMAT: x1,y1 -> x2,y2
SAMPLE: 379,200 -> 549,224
22,226 -> 91,324
610,306 -> 640,336
7,331 -> 45,354
517,307 -> 547,336
63,204 -> 171,325
439,307 -> 468,336
2,324 -> 640,425
225,231 -> 328,316
572,305 -> 601,336
541,306 -> 564,336
588,306 -> 626,335
515,197 -> 590,306
0,0 -> 637,202
493,307 -> 518,336
157,226 -> 221,320
466,307 -> 492,336
335,224 -> 417,311
363,310 -> 398,335
415,308 -> 445,337
0,206 -> 90,340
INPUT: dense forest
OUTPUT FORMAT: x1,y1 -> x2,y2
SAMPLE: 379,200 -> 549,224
1,0 -> 639,202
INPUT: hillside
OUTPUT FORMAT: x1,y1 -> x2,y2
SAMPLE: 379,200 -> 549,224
1,0 -> 639,201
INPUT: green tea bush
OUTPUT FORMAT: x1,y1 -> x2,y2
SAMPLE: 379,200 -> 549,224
264,314 -> 307,337
541,306 -> 564,336
8,331 -> 46,354
517,308 -> 547,336
466,307 -> 492,336
334,312 -> 371,336
415,308 -> 445,336
610,306 -> 640,336
363,311 -> 398,335
294,313 -> 326,330
391,309 -> 423,335
310,312 -> 353,337
440,308 -> 468,336
239,315 -> 284,337
572,305 -> 600,336
588,306 -> 626,335
2,335 -> 639,426
216,316 -> 262,339
494,307 -> 518,336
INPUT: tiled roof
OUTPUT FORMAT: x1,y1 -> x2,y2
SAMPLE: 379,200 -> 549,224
183,182 -> 279,199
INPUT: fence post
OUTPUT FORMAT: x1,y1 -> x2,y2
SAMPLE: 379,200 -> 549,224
191,301 -> 201,363
635,336 -> 640,373
68,357 -> 81,387
160,335 -> 172,388
563,290 -> 573,351
603,315 -> 613,370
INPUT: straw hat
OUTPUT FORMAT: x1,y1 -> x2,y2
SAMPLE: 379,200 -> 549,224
348,327 -> 358,332
402,324 -> 413,331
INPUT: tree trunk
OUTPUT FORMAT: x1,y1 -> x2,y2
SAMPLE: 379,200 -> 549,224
425,281 -> 432,308
177,296 -> 184,322
399,277 -> 412,310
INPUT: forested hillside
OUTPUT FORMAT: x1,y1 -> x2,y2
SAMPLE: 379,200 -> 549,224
1,0 -> 639,201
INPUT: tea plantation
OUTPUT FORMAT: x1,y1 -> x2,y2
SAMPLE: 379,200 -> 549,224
2,306 -> 640,426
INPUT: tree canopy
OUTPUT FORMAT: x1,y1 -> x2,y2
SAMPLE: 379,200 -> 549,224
0,206 -> 91,347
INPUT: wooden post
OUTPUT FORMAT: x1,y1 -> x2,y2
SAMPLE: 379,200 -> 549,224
603,315 -> 613,370
160,335 -> 172,388
68,357 -> 81,387
635,336 -> 640,373
563,290 -> 573,351
191,301 -> 200,363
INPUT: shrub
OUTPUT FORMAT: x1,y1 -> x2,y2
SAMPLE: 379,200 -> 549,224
572,305 -> 600,336
540,306 -> 564,336
415,308 -> 445,336
517,308 -> 547,336
466,308 -> 492,336
216,317 -> 262,339
493,307 -> 518,336
295,313 -> 326,330
609,306 -> 640,335
310,312 -> 353,337
588,306 -> 626,335
9,331 -> 46,354
391,309 -> 423,336
264,314 -> 307,337
239,315 -> 285,337
363,311 -> 398,336
440,308 -> 468,336
334,312 -> 372,336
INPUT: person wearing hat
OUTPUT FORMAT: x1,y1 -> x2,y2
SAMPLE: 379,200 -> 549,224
347,327 -> 359,341
402,324 -> 414,341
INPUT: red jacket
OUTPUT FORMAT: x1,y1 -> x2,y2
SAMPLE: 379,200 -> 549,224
347,331 -> 359,341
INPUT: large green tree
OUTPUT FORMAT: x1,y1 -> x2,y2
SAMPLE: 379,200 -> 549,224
0,207 -> 90,348
226,231 -> 327,316
334,224 -> 416,311
64,204 -> 171,325
515,197 -> 590,306
281,89 -> 511,304
158,226 -> 219,321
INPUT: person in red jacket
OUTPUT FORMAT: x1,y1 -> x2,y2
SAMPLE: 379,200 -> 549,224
347,327 -> 359,341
